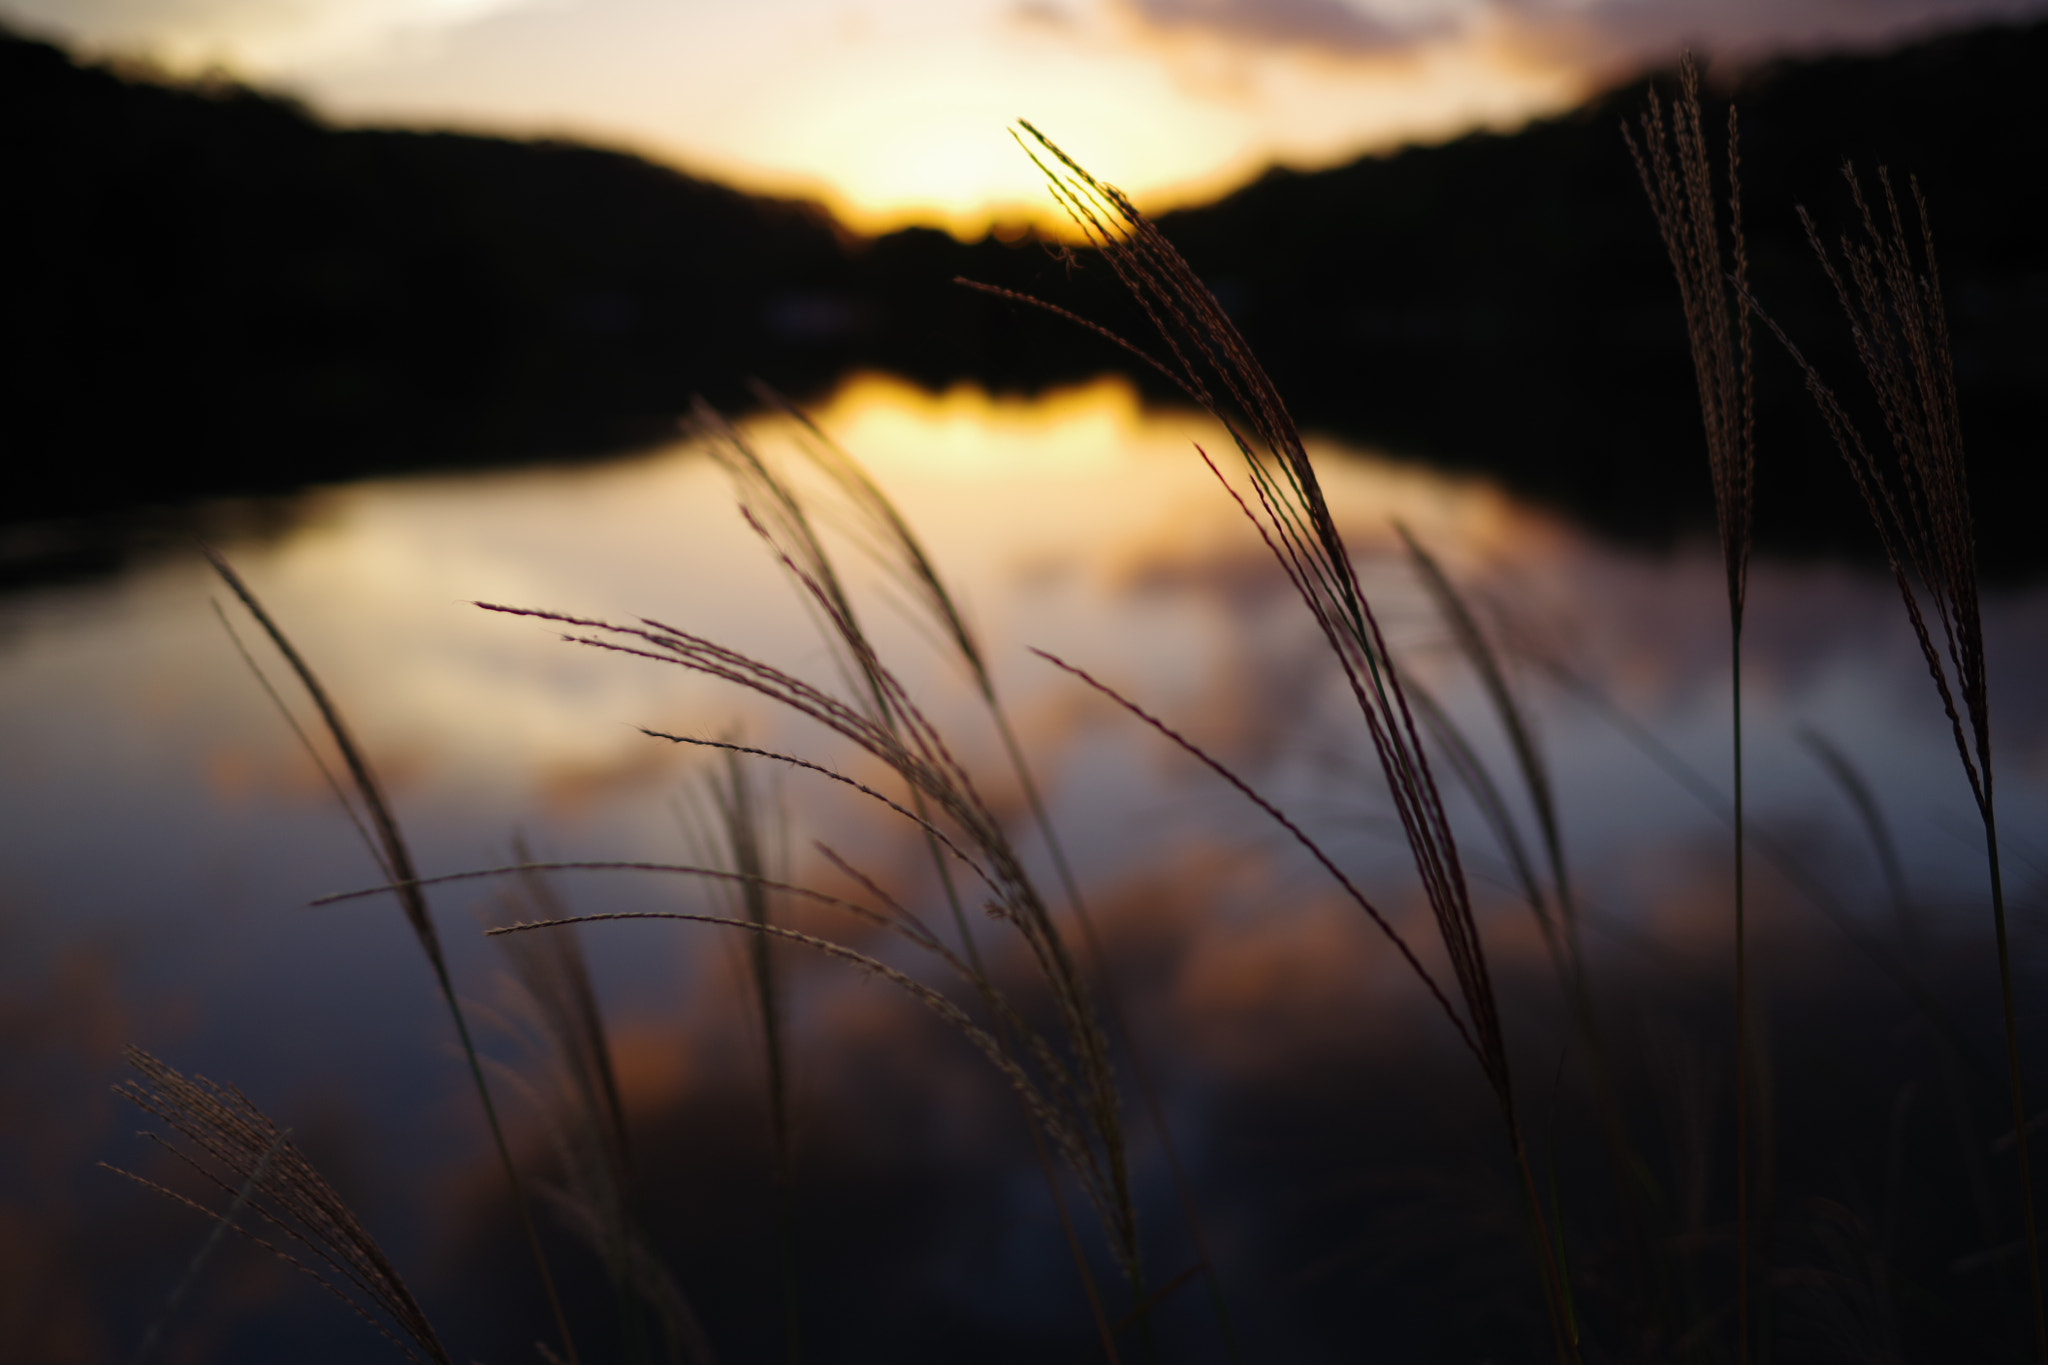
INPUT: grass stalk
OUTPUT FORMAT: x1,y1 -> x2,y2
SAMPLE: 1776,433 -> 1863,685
490,850 -> 717,1365
1398,529 -> 1682,1335
751,383 -> 1238,1356
1800,728 -> 2003,1249
1732,633 -> 1752,1359
108,1048 -> 452,1365
343,849 -> 1132,1360
1516,635 -> 1996,1089
704,751 -> 802,1365
465,574 -> 1149,1343
985,124 -> 1580,1359
203,549 -> 582,1365
127,1123 -> 290,1365
1624,56 -> 1758,1357
1745,162 -> 2043,1359
687,409 -> 1139,1352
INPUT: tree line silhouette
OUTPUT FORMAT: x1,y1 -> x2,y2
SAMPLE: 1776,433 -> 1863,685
4,20 -> 2043,566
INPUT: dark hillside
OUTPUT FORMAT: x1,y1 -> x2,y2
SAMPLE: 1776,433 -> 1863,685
4,20 -> 2043,570
1141,20 -> 2048,564
1,31 -> 849,519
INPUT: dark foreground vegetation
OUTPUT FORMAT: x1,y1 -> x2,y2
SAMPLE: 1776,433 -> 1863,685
4,19 -> 2047,572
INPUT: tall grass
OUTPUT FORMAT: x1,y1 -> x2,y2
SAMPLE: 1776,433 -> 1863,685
107,1047 -> 451,1365
973,122 -> 1581,1360
447,594 -> 1152,1347
488,851 -> 718,1365
738,379 -> 1239,1351
675,398 -> 1148,1354
1395,529 -> 1681,1335
107,75 -> 2046,1363
1623,56 -> 1759,1359
203,550 -> 584,1365
693,748 -> 799,1364
1750,163 -> 2043,1360
1799,727 -> 2005,1253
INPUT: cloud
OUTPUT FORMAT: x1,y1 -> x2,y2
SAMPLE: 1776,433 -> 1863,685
1570,0 -> 2046,55
1097,0 -> 2048,72
1010,0 -> 1080,28
0,0 -> 543,69
1474,0 -> 2048,75
1114,0 -> 1432,54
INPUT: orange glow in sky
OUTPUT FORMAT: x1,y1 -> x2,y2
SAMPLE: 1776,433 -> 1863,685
8,0 -> 2040,238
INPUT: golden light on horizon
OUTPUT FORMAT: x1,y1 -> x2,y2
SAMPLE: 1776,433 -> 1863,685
730,21 -> 1590,238
7,0 -> 1587,239
10,0 -> 2032,238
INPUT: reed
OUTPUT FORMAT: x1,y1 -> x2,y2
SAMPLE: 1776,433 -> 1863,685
675,402 -> 1144,1353
488,853 -> 718,1365
1623,55 -> 1760,1358
450,578 -> 1150,1350
1511,621 -> 1992,1084
106,1048 -> 450,1365
203,550 -> 583,1365
744,379 -> 1239,1354
1396,528 -> 1582,986
1395,528 -> 1676,1338
1749,163 -> 2043,1360
698,750 -> 800,1365
1798,728 -> 2003,1252
966,122 -> 1580,1360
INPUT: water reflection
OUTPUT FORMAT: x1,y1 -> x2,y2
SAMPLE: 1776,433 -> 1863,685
4,371 -> 2046,1360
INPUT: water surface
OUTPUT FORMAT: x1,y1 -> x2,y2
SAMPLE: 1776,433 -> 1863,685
5,372 -> 2046,1361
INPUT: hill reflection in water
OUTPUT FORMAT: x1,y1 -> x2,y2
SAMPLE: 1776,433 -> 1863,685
3,372 -> 2046,1361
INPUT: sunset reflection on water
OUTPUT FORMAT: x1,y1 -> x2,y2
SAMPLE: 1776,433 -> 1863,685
4,371 -> 2046,1360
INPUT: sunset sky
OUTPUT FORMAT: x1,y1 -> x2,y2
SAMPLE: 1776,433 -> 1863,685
11,0 -> 2046,235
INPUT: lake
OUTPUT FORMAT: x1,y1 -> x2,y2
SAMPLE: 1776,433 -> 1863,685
5,371 -> 2046,1362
